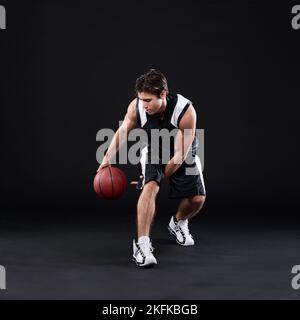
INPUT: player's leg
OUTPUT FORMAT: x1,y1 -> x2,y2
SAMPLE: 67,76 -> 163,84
175,195 -> 206,221
132,180 -> 160,267
168,195 -> 205,246
168,157 -> 206,246
137,180 -> 160,238
132,157 -> 163,267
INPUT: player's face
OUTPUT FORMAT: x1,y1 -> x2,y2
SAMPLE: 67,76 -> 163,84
138,91 -> 165,115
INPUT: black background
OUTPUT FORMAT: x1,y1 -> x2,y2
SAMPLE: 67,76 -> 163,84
1,0 -> 299,220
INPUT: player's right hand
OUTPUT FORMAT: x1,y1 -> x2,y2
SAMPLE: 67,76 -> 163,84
96,159 -> 110,172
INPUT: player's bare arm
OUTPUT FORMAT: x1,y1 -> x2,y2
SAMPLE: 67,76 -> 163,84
164,104 -> 197,179
97,99 -> 137,172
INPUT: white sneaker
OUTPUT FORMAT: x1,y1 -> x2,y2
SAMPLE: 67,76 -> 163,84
132,236 -> 157,267
168,216 -> 195,246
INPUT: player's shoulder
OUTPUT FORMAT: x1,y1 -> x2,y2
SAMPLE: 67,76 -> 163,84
171,93 -> 195,114
128,97 -> 137,110
175,93 -> 193,105
175,93 -> 196,118
126,98 -> 138,118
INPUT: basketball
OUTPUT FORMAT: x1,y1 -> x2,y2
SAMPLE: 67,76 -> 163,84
93,166 -> 127,199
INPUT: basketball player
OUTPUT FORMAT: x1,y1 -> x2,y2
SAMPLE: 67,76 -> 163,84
97,69 -> 206,267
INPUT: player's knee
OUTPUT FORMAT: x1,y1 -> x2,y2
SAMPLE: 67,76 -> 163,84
190,195 -> 205,210
143,180 -> 159,196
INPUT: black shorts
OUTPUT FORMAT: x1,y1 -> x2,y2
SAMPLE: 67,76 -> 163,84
137,152 -> 206,199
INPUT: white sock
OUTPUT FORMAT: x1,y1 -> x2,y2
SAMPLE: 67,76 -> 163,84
138,236 -> 150,243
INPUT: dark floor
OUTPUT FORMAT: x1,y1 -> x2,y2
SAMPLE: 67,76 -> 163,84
0,212 -> 299,300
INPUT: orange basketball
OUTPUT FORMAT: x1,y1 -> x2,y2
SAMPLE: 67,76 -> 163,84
93,166 -> 127,199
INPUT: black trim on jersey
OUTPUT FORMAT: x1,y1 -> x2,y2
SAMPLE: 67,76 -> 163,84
177,102 -> 191,127
167,93 -> 178,110
136,98 -> 141,127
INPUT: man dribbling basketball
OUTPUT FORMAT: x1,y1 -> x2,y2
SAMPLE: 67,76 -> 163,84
97,69 -> 206,267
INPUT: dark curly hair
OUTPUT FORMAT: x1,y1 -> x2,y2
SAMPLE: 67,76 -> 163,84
135,69 -> 169,98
